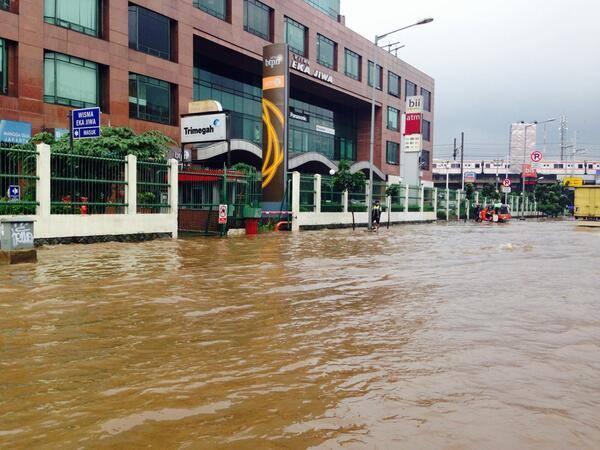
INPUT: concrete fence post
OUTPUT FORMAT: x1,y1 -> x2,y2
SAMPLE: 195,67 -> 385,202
475,191 -> 480,205
343,190 -> 348,213
419,185 -> 425,212
169,158 -> 179,239
126,154 -> 137,216
404,185 -> 409,213
457,190 -> 461,220
36,143 -> 51,218
433,188 -> 438,216
291,171 -> 301,232
314,174 -> 321,213
445,188 -> 450,221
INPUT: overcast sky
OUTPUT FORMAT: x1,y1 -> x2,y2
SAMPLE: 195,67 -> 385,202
341,0 -> 600,160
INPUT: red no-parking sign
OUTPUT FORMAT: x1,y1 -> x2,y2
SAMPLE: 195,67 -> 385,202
502,178 -> 512,188
218,204 -> 228,224
531,150 -> 543,163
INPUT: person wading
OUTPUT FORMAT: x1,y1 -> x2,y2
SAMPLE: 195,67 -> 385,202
372,200 -> 382,231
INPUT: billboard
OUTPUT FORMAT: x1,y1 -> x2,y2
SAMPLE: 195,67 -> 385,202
510,123 -> 537,172
181,113 -> 228,144
262,44 -> 289,209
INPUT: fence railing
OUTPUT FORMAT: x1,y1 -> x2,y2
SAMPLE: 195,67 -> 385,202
0,146 -> 38,215
349,186 -> 367,212
137,160 -> 170,214
50,153 -> 127,215
320,175 -> 343,212
299,174 -> 315,212
423,187 -> 435,212
407,186 -> 421,212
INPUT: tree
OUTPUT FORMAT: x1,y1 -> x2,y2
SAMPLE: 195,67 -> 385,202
465,182 -> 474,201
17,127 -> 175,161
480,183 -> 501,202
534,182 -> 571,217
333,160 -> 365,193
333,160 -> 366,229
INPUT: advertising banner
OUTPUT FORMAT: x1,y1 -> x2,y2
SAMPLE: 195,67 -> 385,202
181,113 -> 228,144
0,120 -> 32,145
510,123 -> 537,172
404,113 -> 422,136
262,44 -> 289,209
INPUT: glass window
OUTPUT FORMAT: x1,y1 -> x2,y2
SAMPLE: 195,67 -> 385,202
128,5 -> 172,61
129,73 -> 172,125
387,107 -> 399,131
317,34 -> 336,69
388,71 -> 400,97
44,0 -> 100,37
0,39 -> 6,95
285,17 -> 307,56
303,0 -> 340,19
420,150 -> 430,171
1,0 -> 10,11
423,119 -> 431,141
367,61 -> 382,90
344,49 -> 360,81
193,0 -> 227,20
421,87 -> 432,111
405,80 -> 417,97
386,141 -> 399,165
244,0 -> 271,41
44,52 -> 99,108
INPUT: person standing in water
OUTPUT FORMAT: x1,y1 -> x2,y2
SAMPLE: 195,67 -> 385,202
372,200 -> 382,231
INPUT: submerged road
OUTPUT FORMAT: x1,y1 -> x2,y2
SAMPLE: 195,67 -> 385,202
0,220 -> 599,449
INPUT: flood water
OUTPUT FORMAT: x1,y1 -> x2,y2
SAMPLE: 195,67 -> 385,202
1,220 -> 599,449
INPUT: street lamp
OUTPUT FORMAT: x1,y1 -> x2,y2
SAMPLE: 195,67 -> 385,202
521,118 -> 556,220
367,18 -> 434,230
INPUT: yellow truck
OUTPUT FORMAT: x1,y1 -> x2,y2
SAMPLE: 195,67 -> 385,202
574,186 -> 600,225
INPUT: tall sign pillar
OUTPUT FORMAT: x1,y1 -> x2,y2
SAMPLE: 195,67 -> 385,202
402,95 -> 424,186
261,44 -> 290,211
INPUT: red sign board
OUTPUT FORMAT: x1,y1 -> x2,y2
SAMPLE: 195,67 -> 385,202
502,178 -> 511,187
522,164 -> 537,178
404,113 -> 422,136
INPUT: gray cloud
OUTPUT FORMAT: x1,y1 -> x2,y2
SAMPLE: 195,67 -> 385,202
342,0 -> 600,159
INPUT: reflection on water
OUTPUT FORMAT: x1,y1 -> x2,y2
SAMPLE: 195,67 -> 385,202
1,221 -> 599,448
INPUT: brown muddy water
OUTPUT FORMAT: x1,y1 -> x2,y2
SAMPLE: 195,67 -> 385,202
0,220 -> 599,449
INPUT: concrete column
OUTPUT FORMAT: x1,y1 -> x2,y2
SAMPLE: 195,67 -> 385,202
419,185 -> 425,212
433,188 -> 438,215
291,171 -> 301,232
457,190 -> 461,219
36,144 -> 51,217
404,185 -> 409,213
126,154 -> 137,216
343,190 -> 348,213
314,174 -> 321,213
169,158 -> 179,239
445,188 -> 450,221
475,191 -> 480,205
386,194 -> 392,222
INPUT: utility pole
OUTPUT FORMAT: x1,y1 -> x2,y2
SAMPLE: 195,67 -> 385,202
560,115 -> 568,161
460,132 -> 465,191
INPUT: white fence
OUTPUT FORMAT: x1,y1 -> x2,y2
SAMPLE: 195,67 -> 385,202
2,144 -> 178,241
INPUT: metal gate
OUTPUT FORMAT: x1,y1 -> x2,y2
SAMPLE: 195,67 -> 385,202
178,168 -> 261,235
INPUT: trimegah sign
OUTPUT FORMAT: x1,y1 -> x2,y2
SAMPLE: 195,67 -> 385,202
404,134 -> 423,153
181,113 -> 228,144
262,43 -> 289,210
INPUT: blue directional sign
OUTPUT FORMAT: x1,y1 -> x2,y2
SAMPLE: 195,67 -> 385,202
71,107 -> 101,140
8,185 -> 20,201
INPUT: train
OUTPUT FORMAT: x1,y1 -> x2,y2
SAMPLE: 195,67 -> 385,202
432,160 -> 600,177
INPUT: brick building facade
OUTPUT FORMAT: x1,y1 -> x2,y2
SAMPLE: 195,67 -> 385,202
0,0 -> 434,180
